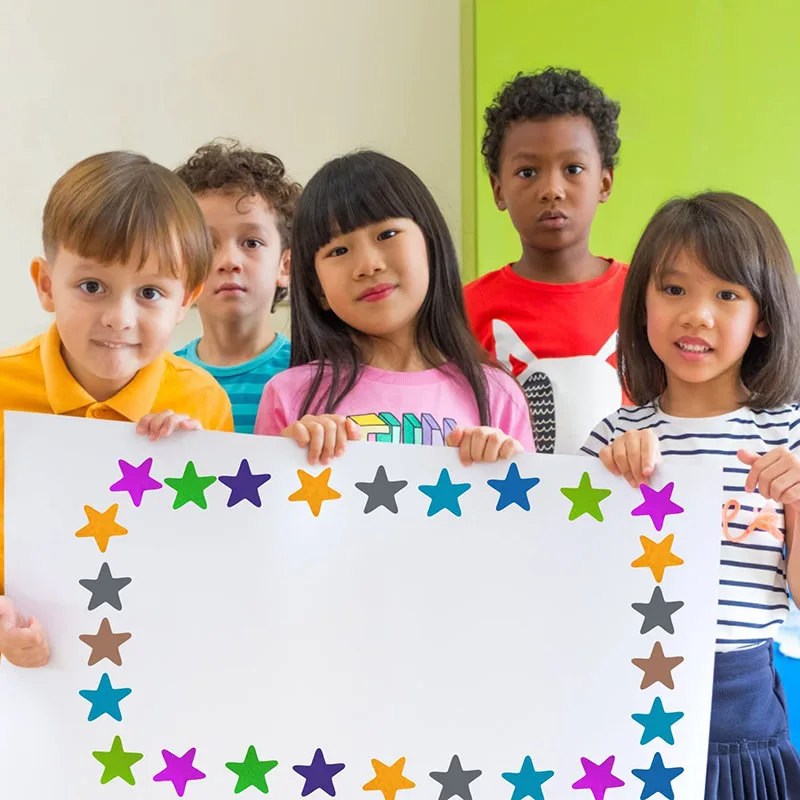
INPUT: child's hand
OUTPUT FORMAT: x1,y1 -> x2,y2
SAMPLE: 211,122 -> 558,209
738,448 -> 800,510
0,597 -> 49,668
446,426 -> 524,466
136,411 -> 203,441
599,429 -> 660,488
282,415 -> 362,465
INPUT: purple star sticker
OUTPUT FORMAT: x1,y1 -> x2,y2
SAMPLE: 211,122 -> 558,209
572,755 -> 625,800
110,458 -> 162,507
631,482 -> 684,531
153,748 -> 206,797
218,459 -> 271,508
293,748 -> 345,797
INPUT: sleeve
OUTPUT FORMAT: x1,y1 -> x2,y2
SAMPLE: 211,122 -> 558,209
198,386 -> 234,432
254,376 -> 291,436
580,414 -> 619,457
487,370 -> 535,452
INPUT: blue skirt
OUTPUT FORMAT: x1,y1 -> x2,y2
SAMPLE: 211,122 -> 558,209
707,642 -> 800,799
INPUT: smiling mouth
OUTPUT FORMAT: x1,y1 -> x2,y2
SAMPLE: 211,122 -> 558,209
93,341 -> 137,349
358,284 -> 397,302
676,341 -> 712,353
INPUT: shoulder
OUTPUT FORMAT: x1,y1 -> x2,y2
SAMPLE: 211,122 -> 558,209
0,332 -> 44,366
0,333 -> 46,398
173,338 -> 199,360
161,352 -> 228,403
261,363 -> 318,399
482,364 -> 522,399
463,267 -> 509,303
581,403 -> 658,454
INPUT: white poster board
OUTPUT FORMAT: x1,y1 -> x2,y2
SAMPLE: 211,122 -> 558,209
0,412 -> 720,799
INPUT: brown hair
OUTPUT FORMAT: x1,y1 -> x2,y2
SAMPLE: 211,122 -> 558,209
175,139 -> 301,305
619,191 -> 800,409
43,151 -> 212,292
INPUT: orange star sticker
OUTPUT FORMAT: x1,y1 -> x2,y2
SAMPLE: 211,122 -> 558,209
75,504 -> 128,553
288,468 -> 341,517
631,534 -> 684,583
362,757 -> 415,800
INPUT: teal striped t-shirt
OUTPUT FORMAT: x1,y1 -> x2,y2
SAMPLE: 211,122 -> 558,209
174,334 -> 291,434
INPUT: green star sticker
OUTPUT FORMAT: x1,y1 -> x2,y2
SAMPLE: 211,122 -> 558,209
225,745 -> 278,794
92,735 -> 143,785
164,461 -> 217,510
560,471 -> 612,521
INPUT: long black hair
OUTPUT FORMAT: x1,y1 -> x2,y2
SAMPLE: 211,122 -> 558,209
290,150 -> 494,424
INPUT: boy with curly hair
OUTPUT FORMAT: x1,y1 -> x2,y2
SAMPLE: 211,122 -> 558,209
175,141 -> 301,433
465,68 -> 628,455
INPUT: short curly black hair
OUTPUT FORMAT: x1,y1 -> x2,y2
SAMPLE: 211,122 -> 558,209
176,139 -> 301,305
482,67 -> 621,175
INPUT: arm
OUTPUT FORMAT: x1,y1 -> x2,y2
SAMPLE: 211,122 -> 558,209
786,505 -> 799,600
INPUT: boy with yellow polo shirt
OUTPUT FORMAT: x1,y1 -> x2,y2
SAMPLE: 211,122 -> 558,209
0,151 -> 234,668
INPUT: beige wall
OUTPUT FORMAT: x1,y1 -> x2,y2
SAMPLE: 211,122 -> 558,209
0,0 -> 461,350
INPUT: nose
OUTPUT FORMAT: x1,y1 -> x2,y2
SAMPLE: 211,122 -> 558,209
100,295 -> 136,331
539,168 -> 566,203
215,240 -> 243,274
679,297 -> 715,329
353,244 -> 386,279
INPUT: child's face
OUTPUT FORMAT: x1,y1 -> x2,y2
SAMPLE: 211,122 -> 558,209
645,250 -> 768,394
194,192 -> 289,323
314,218 -> 429,342
32,249 -> 196,401
490,115 -> 612,254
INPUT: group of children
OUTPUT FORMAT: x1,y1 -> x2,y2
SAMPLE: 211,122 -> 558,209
0,66 -> 799,798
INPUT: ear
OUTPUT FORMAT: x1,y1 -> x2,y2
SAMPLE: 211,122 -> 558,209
599,167 -> 614,204
177,284 -> 204,323
489,173 -> 507,211
31,258 -> 56,313
754,318 -> 770,339
277,249 -> 291,289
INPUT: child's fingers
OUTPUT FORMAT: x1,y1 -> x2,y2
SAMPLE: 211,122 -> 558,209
446,426 -> 464,448
499,438 -> 523,460
476,430 -> 504,463
178,419 -> 203,432
304,420 -> 327,465
0,597 -> 18,630
611,441 -> 635,487
458,431 -> 474,466
641,433 -> 658,477
599,447 -> 622,476
345,419 -> 362,441
317,418 -> 341,465
628,435 -> 644,487
743,449 -> 779,494
333,418 -> 351,458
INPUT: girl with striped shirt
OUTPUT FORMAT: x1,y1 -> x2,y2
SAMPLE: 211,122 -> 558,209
582,192 -> 800,799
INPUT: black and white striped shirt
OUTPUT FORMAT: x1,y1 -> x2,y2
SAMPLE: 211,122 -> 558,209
582,402 -> 800,652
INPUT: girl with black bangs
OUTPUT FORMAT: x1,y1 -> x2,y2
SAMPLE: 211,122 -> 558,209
582,192 -> 800,799
254,150 -> 533,463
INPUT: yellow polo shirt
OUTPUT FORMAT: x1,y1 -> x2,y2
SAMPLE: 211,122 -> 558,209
0,324 -> 234,594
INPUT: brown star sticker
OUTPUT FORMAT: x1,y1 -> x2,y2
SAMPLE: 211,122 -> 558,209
78,617 -> 132,666
632,640 -> 684,690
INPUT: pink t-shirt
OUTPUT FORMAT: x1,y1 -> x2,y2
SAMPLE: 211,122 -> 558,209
254,363 -> 535,451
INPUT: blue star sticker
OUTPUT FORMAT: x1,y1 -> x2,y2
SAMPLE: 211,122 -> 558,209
501,755 -> 554,800
632,752 -> 684,800
419,469 -> 471,517
632,696 -> 685,745
218,458 -> 271,508
487,463 -> 540,511
78,672 -> 132,721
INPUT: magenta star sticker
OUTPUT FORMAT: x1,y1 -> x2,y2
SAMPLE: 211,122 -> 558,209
572,755 -> 625,799
153,748 -> 206,797
110,458 -> 162,507
631,482 -> 684,531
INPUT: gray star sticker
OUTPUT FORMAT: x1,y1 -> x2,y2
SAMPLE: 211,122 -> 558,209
355,465 -> 408,514
79,562 -> 132,611
429,754 -> 482,800
632,586 -> 684,635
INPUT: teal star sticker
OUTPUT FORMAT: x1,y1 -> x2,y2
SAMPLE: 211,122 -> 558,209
560,471 -> 612,521
79,672 -> 132,721
164,461 -> 217,509
225,745 -> 278,794
632,696 -> 685,745
419,469 -> 471,517
501,755 -> 554,800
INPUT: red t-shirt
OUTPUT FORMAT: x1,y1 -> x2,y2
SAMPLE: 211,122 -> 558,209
464,259 -> 628,454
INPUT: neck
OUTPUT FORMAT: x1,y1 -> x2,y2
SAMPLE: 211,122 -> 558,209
196,314 -> 276,367
514,237 -> 609,284
360,327 -> 434,372
659,370 -> 749,418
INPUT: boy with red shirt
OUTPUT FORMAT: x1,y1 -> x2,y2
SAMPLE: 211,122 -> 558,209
465,68 -> 627,454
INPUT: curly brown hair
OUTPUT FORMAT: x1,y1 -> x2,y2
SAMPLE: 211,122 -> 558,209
175,139 -> 301,304
482,67 -> 621,175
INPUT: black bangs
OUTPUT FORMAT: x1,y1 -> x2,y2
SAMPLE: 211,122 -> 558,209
294,151 -> 426,264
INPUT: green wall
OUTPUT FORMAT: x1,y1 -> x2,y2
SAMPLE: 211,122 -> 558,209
462,0 -> 800,280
